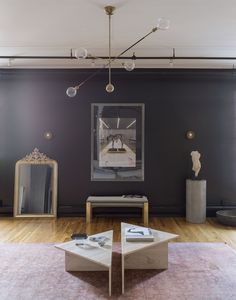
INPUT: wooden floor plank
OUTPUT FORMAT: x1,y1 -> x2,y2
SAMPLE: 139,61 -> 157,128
0,217 -> 235,249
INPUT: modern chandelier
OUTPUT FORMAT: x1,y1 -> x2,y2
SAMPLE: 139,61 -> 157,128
66,6 -> 170,97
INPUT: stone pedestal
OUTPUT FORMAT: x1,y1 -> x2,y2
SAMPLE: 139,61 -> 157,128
186,179 -> 206,223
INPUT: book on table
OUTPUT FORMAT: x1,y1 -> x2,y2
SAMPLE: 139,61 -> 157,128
125,226 -> 154,242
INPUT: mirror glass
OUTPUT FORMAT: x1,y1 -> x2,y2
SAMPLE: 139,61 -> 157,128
18,164 -> 53,215
14,149 -> 58,217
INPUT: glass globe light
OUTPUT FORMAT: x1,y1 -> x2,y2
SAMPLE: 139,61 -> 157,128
66,87 -> 77,97
157,18 -> 170,30
105,83 -> 115,93
124,60 -> 135,71
75,47 -> 88,59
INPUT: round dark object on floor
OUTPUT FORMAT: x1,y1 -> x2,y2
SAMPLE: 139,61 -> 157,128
216,209 -> 236,226
71,233 -> 87,240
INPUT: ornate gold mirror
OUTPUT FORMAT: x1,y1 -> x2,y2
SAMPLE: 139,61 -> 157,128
14,148 -> 58,218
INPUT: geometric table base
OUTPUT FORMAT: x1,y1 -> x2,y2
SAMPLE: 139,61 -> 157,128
124,242 -> 168,270
65,252 -> 109,271
56,230 -> 113,296
121,222 -> 178,294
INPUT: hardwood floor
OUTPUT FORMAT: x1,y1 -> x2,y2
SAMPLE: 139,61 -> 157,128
0,217 -> 236,249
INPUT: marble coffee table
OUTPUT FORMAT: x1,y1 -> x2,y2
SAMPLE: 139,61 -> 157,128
56,230 -> 113,296
121,222 -> 178,294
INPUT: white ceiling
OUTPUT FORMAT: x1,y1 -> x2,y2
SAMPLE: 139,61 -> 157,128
1,0 -> 236,68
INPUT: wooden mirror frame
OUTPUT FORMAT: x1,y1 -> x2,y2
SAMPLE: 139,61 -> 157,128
14,148 -> 58,218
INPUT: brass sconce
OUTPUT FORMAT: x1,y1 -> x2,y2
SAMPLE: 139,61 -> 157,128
44,131 -> 53,140
186,130 -> 195,140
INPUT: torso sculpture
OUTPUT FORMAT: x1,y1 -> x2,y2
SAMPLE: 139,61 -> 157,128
191,151 -> 201,177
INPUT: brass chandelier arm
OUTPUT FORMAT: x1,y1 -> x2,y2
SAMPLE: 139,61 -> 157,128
74,66 -> 106,89
112,28 -> 157,61
108,13 -> 112,85
74,27 -> 157,90
104,6 -> 115,92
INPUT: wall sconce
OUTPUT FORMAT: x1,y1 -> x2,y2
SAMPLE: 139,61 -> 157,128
44,131 -> 53,140
186,130 -> 195,140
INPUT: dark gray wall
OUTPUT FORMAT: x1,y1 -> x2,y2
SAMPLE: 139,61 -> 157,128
0,69 -> 236,216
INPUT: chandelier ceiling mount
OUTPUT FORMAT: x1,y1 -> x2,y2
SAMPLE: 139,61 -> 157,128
104,5 -> 115,15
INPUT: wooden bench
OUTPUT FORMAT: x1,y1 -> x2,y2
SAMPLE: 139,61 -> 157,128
86,196 -> 149,226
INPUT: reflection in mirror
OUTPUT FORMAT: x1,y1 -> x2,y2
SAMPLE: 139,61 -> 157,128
19,164 -> 53,214
14,148 -> 58,218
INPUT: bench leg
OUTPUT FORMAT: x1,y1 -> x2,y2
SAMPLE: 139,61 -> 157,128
143,203 -> 149,227
86,202 -> 92,223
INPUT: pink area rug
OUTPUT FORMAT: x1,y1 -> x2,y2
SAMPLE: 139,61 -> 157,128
0,243 -> 236,300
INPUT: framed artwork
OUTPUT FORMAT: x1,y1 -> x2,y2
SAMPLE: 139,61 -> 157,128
91,103 -> 144,181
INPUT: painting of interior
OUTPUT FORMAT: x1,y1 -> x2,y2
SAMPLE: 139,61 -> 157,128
91,103 -> 144,181
98,118 -> 136,167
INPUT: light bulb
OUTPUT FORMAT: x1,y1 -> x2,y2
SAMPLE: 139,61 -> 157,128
75,47 -> 88,59
186,131 -> 195,140
124,60 -> 135,71
44,131 -> 53,140
66,87 -> 77,97
105,83 -> 114,93
157,18 -> 170,30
